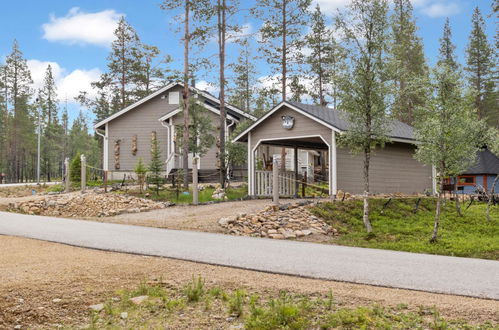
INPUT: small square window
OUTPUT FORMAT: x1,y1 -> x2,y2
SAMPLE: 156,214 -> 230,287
169,91 -> 180,105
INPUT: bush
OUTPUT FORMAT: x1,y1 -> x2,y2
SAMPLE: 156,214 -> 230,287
70,152 -> 82,183
184,276 -> 204,302
227,289 -> 246,317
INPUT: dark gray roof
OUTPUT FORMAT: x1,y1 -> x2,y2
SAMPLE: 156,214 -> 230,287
464,149 -> 499,175
287,101 -> 415,140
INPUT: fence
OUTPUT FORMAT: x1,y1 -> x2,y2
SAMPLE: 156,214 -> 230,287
255,170 -> 296,197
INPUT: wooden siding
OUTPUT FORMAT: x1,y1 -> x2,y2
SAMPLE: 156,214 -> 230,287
107,85 -> 182,171
249,105 -> 331,150
336,142 -> 432,194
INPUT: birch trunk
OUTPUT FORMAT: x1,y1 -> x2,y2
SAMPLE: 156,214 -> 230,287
453,176 -> 462,216
430,179 -> 444,242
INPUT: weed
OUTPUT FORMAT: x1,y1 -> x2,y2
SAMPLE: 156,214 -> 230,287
227,289 -> 246,317
184,276 -> 205,302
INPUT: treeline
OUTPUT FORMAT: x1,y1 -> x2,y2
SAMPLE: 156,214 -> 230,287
0,0 -> 497,183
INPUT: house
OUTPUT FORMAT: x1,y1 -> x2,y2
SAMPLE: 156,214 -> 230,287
93,82 -> 256,181
447,149 -> 499,194
233,101 -> 436,197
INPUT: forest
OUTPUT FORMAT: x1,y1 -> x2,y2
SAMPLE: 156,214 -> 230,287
0,0 -> 497,183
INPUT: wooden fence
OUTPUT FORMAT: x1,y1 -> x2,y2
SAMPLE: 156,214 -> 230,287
255,170 -> 296,196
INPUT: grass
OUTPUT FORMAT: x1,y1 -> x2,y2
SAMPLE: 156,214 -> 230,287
80,278 -> 496,329
311,198 -> 499,260
132,184 -> 248,204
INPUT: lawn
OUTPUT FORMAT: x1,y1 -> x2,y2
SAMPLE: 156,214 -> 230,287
311,198 -> 499,260
132,184 -> 248,204
82,278 -> 495,329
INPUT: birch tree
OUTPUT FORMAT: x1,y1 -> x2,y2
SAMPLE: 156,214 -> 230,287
414,63 -> 485,242
336,0 -> 390,233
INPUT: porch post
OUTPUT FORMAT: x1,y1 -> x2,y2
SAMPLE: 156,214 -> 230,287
331,130 -> 338,197
294,146 -> 299,197
248,132 -> 253,196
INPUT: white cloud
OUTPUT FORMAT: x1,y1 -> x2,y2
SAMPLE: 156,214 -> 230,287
196,80 -> 218,94
313,0 -> 351,15
420,2 -> 461,18
27,59 -> 101,102
227,23 -> 253,42
42,7 -> 123,47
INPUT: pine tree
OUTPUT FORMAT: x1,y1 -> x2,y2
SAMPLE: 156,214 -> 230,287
337,0 -> 390,233
289,75 -> 306,102
4,40 -> 34,182
254,0 -> 311,101
134,44 -> 173,99
38,64 -> 60,181
438,18 -> 459,71
465,7 -> 497,126
0,66 -> 6,178
229,38 -> 257,112
148,132 -> 163,195
305,4 -> 346,107
387,0 -> 428,125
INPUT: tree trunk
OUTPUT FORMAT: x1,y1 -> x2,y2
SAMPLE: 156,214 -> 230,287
486,174 -> 498,222
218,0 -> 227,188
362,148 -> 373,233
430,179 -> 444,243
182,0 -> 190,191
279,1 -> 288,172
453,176 -> 462,216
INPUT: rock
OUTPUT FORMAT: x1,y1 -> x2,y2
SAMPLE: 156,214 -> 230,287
14,325 -> 21,329
52,298 -> 62,303
120,312 -> 128,319
212,187 -> 225,200
89,303 -> 104,312
130,295 -> 148,305
218,217 -> 234,227
302,230 -> 312,236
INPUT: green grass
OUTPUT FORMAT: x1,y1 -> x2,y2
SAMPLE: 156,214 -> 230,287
135,185 -> 248,204
80,279 -> 496,329
311,198 -> 499,260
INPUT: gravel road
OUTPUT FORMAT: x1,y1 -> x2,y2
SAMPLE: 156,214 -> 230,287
1,211 -> 498,299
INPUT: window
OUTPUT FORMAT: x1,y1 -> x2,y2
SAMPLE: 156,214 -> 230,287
457,175 -> 475,186
169,91 -> 180,105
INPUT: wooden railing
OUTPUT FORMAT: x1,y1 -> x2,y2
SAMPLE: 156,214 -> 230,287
255,170 -> 296,196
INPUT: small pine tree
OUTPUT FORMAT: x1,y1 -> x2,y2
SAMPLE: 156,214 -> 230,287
134,157 -> 147,194
148,132 -> 163,195
70,152 -> 82,183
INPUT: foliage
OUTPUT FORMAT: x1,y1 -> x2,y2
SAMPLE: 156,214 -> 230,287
148,133 -> 163,195
184,276 -> 205,302
228,38 -> 257,112
387,0 -> 428,125
69,152 -> 82,183
311,198 -> 499,260
175,98 -> 215,158
227,289 -> 246,317
134,158 -> 147,193
336,0 -> 390,233
465,7 -> 498,128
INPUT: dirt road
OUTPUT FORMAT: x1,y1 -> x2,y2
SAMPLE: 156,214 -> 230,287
0,235 -> 498,329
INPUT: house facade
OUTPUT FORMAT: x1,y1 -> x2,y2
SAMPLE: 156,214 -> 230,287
234,101 -> 436,197
94,82 -> 256,181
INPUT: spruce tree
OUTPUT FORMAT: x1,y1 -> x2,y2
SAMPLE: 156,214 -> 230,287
465,7 -> 497,126
148,133 -> 163,195
337,0 -> 390,233
438,18 -> 459,71
0,67 -> 6,178
387,0 -> 428,125
229,38 -> 257,112
4,40 -> 34,182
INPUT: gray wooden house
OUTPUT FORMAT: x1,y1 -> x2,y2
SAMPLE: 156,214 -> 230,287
233,101 -> 436,197
94,82 -> 256,181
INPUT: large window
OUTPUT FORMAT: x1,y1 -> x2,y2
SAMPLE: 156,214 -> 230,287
457,175 -> 475,186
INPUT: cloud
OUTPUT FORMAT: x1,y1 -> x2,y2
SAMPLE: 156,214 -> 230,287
196,80 -> 218,94
42,7 -> 123,46
313,0 -> 350,15
420,2 -> 461,18
27,59 -> 101,102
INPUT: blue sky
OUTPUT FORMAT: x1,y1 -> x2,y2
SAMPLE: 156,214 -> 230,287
0,0 -> 496,126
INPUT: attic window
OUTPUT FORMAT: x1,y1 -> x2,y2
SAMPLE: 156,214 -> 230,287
169,91 -> 180,105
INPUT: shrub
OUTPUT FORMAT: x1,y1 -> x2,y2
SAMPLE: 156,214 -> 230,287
69,152 -> 82,183
184,276 -> 204,302
134,158 -> 147,193
227,289 -> 246,317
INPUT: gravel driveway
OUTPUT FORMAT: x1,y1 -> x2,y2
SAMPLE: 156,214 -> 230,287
1,211 -> 498,299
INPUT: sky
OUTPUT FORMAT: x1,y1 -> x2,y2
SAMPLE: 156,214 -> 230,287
0,0 -> 496,127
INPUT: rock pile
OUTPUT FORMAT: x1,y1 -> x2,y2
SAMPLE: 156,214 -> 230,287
8,192 -> 170,217
218,201 -> 337,239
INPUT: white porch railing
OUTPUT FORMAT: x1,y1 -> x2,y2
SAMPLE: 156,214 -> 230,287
255,170 -> 296,196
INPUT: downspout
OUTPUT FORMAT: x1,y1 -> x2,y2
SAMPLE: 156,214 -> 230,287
94,126 -> 108,171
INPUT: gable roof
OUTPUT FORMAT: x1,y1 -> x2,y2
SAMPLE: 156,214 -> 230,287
464,149 -> 499,175
94,82 -> 256,130
233,101 -> 416,144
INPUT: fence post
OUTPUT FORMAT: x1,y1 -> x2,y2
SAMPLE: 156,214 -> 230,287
273,158 -> 279,205
302,171 -> 307,197
192,157 -> 199,205
64,157 -> 70,193
81,154 -> 86,193
103,171 -> 108,193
